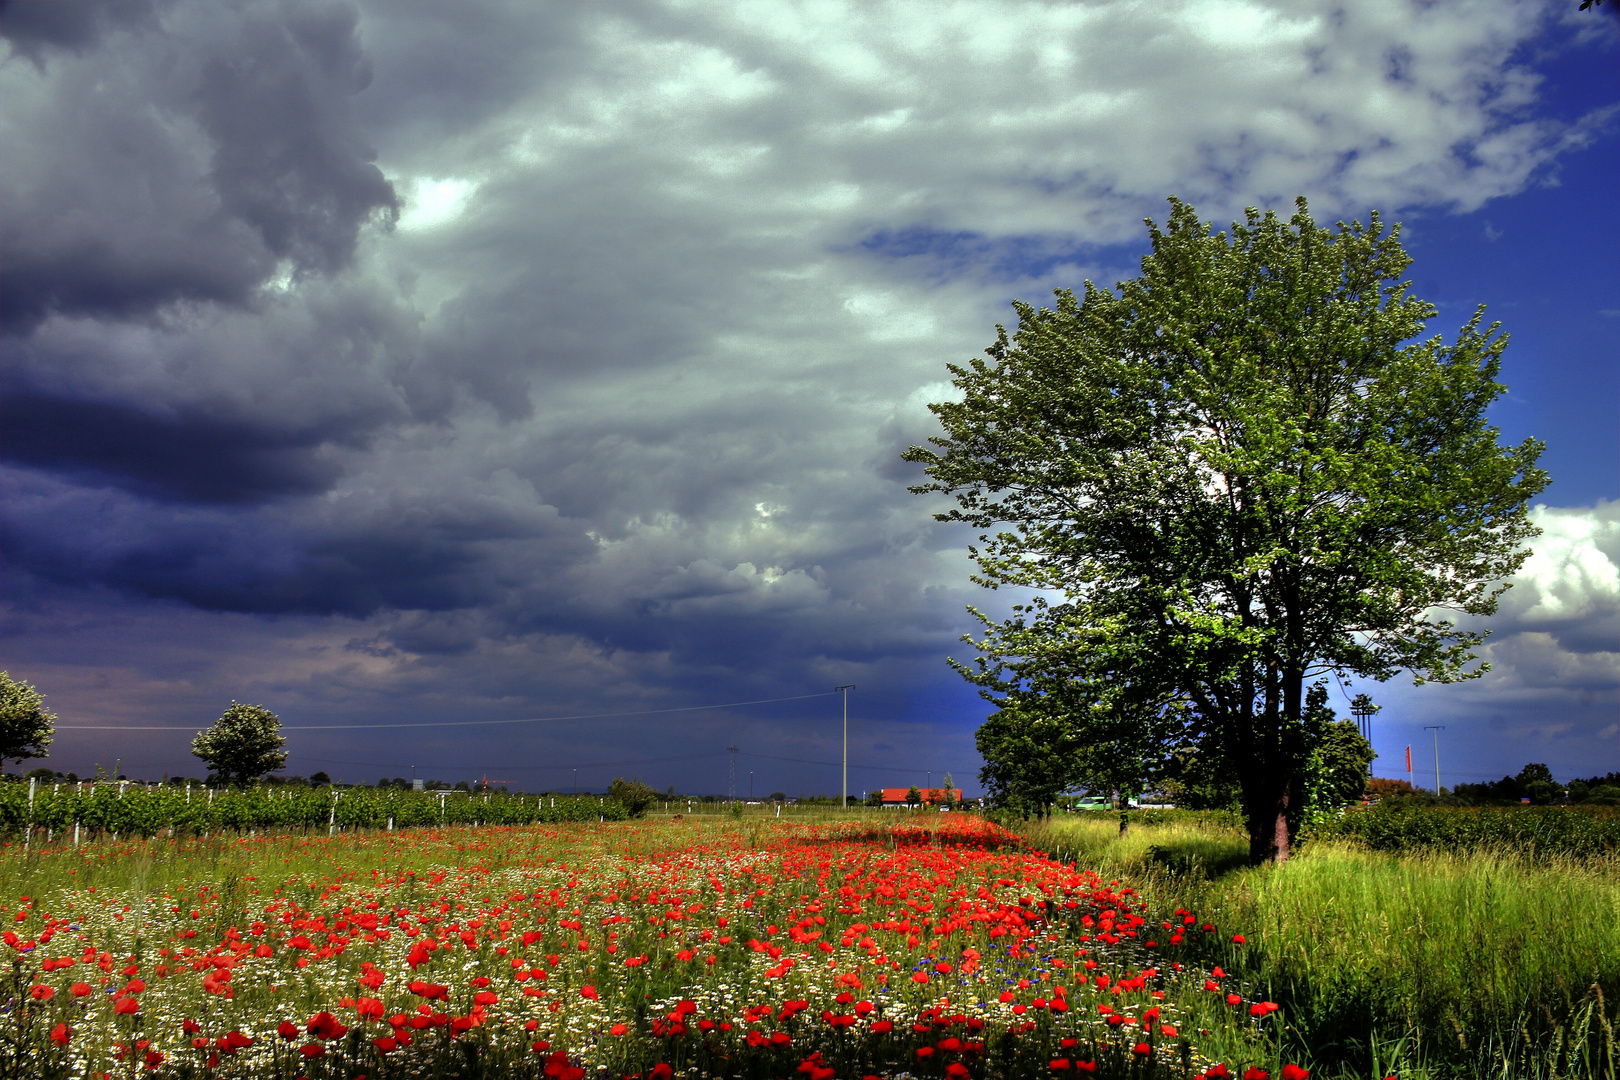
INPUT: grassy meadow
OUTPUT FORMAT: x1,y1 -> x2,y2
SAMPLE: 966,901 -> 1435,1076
1026,811 -> 1620,1079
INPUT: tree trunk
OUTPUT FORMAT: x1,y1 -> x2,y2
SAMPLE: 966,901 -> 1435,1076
1242,765 -> 1295,864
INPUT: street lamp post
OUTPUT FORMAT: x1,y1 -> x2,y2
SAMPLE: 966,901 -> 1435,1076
835,685 -> 856,809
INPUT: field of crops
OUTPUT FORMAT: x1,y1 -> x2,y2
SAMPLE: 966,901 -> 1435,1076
0,816 -> 1315,1079
0,780 -> 628,837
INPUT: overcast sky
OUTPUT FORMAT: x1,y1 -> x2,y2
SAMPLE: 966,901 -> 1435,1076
2,0 -> 1615,796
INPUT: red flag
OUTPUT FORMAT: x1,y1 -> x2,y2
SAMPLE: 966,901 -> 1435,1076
1405,746 -> 1412,773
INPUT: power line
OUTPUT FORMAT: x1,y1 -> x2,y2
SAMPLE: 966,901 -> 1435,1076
297,751 -> 726,773
52,691 -> 839,732
737,749 -> 896,774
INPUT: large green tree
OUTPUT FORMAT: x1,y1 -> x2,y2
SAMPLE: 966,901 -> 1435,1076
0,671 -> 55,772
191,701 -> 288,787
906,197 -> 1546,862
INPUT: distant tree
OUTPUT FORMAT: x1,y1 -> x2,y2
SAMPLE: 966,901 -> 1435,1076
769,791 -> 787,803
190,702 -> 287,787
1366,776 -> 1416,798
310,771 -> 331,787
608,777 -> 658,818
453,780 -> 471,792
1302,686 -> 1377,810
864,789 -> 884,807
975,703 -> 1076,818
1516,762 -> 1563,805
0,671 -> 56,773
905,785 -> 923,808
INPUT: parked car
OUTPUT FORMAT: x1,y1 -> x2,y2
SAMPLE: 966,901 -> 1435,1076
1074,796 -> 1110,811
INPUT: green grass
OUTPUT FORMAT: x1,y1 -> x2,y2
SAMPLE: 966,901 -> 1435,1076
1025,812 -> 1620,1079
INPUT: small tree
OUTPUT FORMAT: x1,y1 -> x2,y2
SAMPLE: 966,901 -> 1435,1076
0,671 -> 56,773
975,703 -> 1076,818
191,702 -> 287,787
905,785 -> 923,809
609,777 -> 659,818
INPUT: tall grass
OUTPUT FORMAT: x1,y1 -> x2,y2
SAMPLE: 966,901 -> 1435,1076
1027,813 -> 1620,1079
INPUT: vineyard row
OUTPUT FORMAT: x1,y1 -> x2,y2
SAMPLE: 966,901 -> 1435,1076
0,779 -> 629,838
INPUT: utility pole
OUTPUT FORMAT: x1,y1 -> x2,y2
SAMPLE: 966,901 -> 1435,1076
728,745 -> 738,801
749,771 -> 754,800
835,685 -> 856,809
1424,726 -> 1445,793
573,768 -> 578,795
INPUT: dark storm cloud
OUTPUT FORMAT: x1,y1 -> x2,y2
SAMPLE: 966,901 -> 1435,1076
0,0 -> 155,61
1,464 -> 595,618
0,386 -> 350,502
0,0 -> 396,333
195,1 -> 398,275
2,1 -> 1612,790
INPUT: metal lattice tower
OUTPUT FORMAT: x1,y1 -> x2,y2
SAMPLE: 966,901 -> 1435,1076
1350,693 -> 1381,741
728,745 -> 738,800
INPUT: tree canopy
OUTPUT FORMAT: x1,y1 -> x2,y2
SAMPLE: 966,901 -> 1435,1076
0,671 -> 55,772
906,197 -> 1546,862
191,701 -> 288,787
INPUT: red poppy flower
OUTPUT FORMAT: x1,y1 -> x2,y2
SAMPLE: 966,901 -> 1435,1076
70,982 -> 92,997
1281,1068 -> 1310,1080
30,985 -> 53,1000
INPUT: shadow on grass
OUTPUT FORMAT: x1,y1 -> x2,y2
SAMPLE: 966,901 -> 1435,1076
1140,840 -> 1251,881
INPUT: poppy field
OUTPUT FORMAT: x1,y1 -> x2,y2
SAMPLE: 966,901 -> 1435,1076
0,816 -> 1311,1079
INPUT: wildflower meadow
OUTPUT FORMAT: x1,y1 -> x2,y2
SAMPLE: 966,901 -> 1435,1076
0,814 -> 1316,1080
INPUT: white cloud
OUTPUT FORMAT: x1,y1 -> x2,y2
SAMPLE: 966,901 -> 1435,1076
397,177 -> 478,231
1505,501 -> 1620,625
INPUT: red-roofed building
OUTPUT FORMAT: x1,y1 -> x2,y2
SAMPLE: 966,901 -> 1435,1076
878,787 -> 954,807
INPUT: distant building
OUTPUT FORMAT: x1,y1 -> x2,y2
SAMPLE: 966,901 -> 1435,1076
877,787 -> 954,807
